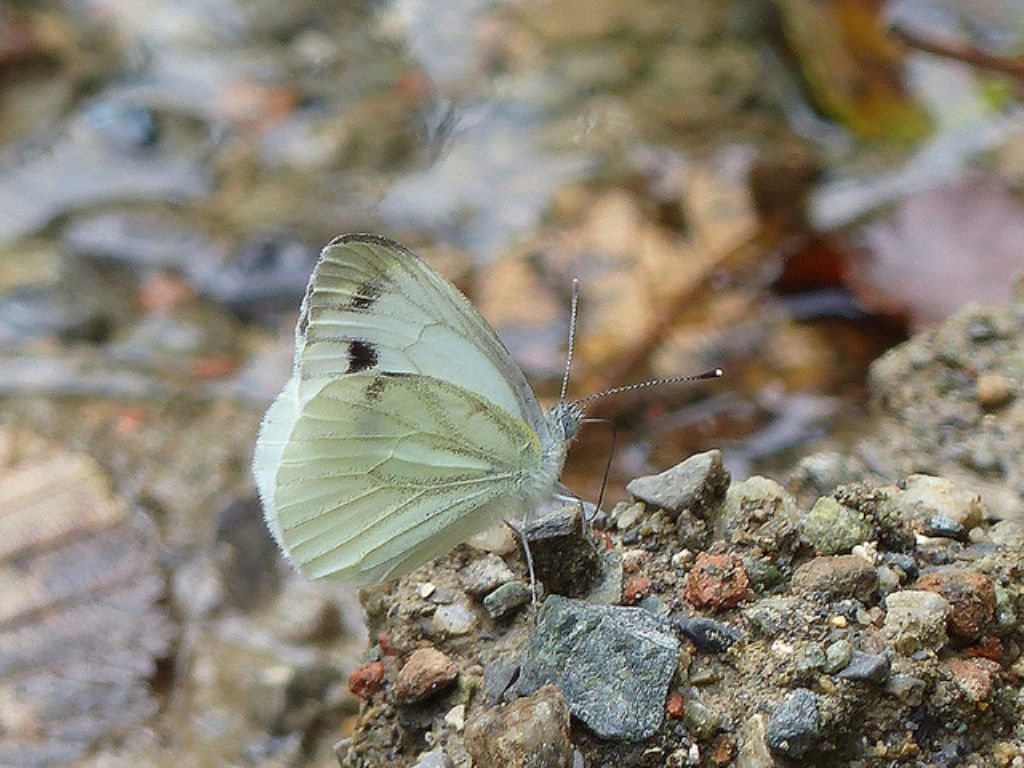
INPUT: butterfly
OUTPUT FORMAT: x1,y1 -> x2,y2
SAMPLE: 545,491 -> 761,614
252,234 -> 585,585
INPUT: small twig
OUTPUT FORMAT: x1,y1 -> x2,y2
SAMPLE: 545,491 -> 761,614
891,23 -> 1024,82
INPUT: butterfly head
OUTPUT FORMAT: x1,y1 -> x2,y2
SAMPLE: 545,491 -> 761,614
547,400 -> 585,443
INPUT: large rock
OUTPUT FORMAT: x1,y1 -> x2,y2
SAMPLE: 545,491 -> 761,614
516,596 -> 679,741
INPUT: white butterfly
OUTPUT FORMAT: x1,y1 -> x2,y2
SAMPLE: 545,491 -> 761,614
252,234 -> 583,585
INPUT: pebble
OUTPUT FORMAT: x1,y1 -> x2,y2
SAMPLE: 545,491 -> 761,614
945,658 -> 1000,702
682,694 -> 721,741
431,603 -> 478,636
412,750 -> 453,768
766,688 -> 821,759
675,616 -> 744,653
525,503 -> 601,598
802,496 -> 874,555
393,648 -> 458,704
516,595 -> 679,741
913,569 -> 995,641
613,501 -> 645,530
885,674 -> 926,706
790,555 -> 878,602
836,651 -> 890,683
483,660 -> 520,706
464,684 -> 573,768
918,514 -> 967,541
483,580 -> 531,619
793,643 -> 826,676
468,522 -> 519,554
883,590 -> 950,654
625,449 -> 731,518
890,475 -> 985,531
823,639 -> 853,673
684,552 -> 749,609
989,519 -> 1024,547
975,372 -> 1014,409
348,662 -> 386,701
619,573 -> 650,605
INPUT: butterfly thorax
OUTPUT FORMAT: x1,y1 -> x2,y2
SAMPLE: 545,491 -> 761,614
517,401 -> 582,503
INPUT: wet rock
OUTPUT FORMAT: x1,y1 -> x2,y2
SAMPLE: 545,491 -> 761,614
430,603 -> 477,636
483,580 -> 531,619
524,503 -> 600,598
889,475 -> 985,531
393,648 -> 458,704
626,449 -> 730,518
464,684 -> 572,768
675,616 -> 744,653
791,555 -> 878,602
914,570 -> 995,641
837,651 -> 890,683
884,590 -> 950,654
766,688 -> 821,759
462,553 -> 516,597
684,552 -> 749,609
348,662 -> 386,701
802,496 -> 874,555
517,595 -> 679,741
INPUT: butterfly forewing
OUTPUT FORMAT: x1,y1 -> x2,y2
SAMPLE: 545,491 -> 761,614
272,372 -> 543,584
296,235 -> 549,439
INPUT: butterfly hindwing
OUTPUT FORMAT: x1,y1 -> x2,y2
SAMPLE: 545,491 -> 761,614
272,372 -> 543,584
295,234 -> 549,440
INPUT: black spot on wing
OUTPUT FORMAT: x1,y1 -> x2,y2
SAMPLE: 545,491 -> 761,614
347,340 -> 378,373
348,280 -> 382,310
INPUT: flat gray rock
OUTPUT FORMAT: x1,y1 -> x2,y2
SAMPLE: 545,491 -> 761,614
516,595 -> 679,741
626,449 -> 730,518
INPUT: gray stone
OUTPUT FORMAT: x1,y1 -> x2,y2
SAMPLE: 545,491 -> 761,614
412,750 -> 453,768
837,651 -> 890,683
889,475 -> 985,530
462,554 -> 516,597
767,688 -> 821,759
885,674 -> 926,706
920,514 -> 968,541
430,603 -> 478,636
626,449 -> 730,518
823,639 -> 853,674
793,644 -> 826,677
675,616 -> 743,653
884,590 -> 950,654
989,519 -> 1024,547
483,580 -> 531,619
791,555 -> 878,602
524,503 -> 601,598
464,684 -> 572,768
682,693 -> 721,741
517,595 -> 679,741
802,496 -> 874,555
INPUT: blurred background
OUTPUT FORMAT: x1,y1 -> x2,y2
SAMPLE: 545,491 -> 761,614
1,0 -> 1022,765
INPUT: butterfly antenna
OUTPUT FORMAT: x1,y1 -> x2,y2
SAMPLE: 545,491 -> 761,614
559,278 -> 580,405
572,368 -> 723,408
